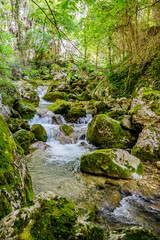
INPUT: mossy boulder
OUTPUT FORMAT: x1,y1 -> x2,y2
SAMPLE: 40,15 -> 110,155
131,126 -> 160,162
80,149 -> 144,179
42,91 -> 68,102
48,100 -> 71,115
0,114 -> 34,220
31,124 -> 47,142
14,100 -> 36,120
130,87 -> 160,127
65,106 -> 86,123
13,129 -> 35,154
0,192 -> 104,240
60,124 -> 74,136
14,81 -> 40,106
105,226 -> 159,240
87,114 -> 135,149
7,117 -> 22,133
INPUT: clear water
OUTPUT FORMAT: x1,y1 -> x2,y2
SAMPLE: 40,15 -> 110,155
27,86 -> 160,236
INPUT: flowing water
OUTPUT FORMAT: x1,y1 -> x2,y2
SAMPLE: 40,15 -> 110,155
27,86 -> 160,237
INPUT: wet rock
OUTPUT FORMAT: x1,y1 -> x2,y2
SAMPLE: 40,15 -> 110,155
43,91 -> 68,102
0,191 -> 104,240
0,94 -> 11,120
65,105 -> 86,123
20,121 -> 30,131
49,99 -> 71,115
13,129 -> 35,154
121,180 -> 139,195
60,124 -> 74,136
14,100 -> 36,120
0,114 -> 34,220
104,189 -> 121,210
87,114 -> 135,149
130,87 -> 160,127
80,149 -> 144,179
131,126 -> 160,162
105,226 -> 159,240
31,124 -> 47,142
30,141 -> 49,151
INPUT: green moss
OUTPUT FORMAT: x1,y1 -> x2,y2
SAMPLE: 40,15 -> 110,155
48,100 -> 71,115
0,115 -> 34,219
96,101 -> 109,114
13,129 -> 35,154
142,88 -> 160,102
77,91 -> 91,101
80,149 -> 142,179
106,226 -> 159,240
0,191 -> 12,219
60,124 -> 74,136
131,105 -> 142,114
87,114 -> 135,149
43,91 -> 68,102
31,124 -> 47,142
14,101 -> 36,120
136,162 -> 144,175
7,118 -> 22,133
65,106 -> 86,123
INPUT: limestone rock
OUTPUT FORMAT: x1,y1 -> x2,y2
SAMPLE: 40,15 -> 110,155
131,126 -> 160,162
130,87 -> 160,127
14,81 -> 40,106
80,149 -> 144,179
65,106 -> 86,123
14,100 -> 36,120
105,226 -> 159,240
60,124 -> 74,136
87,114 -> 135,149
0,192 -> 104,240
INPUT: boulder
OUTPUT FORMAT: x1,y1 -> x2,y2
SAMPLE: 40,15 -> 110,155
65,106 -> 86,123
60,124 -> 74,136
7,117 -> 22,133
14,100 -> 36,120
14,81 -> 40,106
31,124 -> 47,142
105,226 -> 159,240
80,149 -> 144,179
49,100 -> 71,115
0,114 -> 34,220
0,192 -> 104,240
87,114 -> 135,149
42,91 -> 68,102
13,129 -> 35,154
131,126 -> 160,162
130,87 -> 160,127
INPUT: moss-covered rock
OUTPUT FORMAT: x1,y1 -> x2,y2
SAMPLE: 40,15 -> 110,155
96,101 -> 109,114
65,106 -> 86,123
48,100 -> 71,115
0,114 -> 34,220
13,129 -> 35,154
0,192 -> 104,240
7,117 -> 22,133
31,124 -> 47,142
42,91 -> 68,102
80,149 -> 144,179
60,124 -> 74,136
130,87 -> 160,127
14,81 -> 40,107
105,226 -> 159,240
14,100 -> 36,120
87,114 -> 135,149
131,126 -> 160,162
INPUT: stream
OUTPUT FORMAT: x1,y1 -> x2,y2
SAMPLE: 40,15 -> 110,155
27,86 -> 160,237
